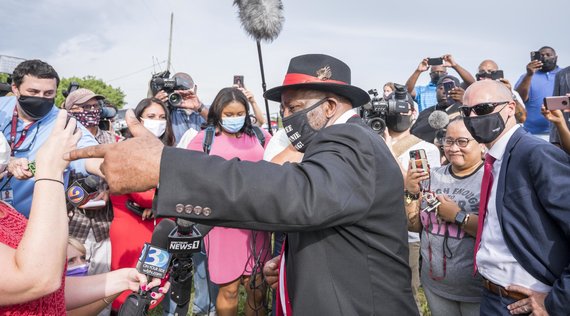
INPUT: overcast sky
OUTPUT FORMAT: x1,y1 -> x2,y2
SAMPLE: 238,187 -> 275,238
1,0 -> 569,115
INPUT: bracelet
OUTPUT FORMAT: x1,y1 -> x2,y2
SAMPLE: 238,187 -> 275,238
102,297 -> 111,305
34,178 -> 64,186
197,103 -> 205,113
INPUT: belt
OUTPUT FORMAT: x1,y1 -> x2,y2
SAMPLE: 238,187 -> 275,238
482,277 -> 528,301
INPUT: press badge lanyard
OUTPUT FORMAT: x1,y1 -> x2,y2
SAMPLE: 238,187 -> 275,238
9,107 -> 35,153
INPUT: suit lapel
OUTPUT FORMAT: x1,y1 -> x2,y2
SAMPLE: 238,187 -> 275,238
495,127 -> 526,222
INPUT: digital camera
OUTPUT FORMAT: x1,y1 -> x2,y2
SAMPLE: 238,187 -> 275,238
361,83 -> 410,134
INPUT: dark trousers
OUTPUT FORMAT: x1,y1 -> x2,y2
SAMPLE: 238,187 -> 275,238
480,287 -> 529,316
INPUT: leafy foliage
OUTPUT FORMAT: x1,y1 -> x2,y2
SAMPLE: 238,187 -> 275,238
56,76 -> 126,109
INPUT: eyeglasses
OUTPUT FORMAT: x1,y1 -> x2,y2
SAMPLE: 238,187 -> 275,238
443,137 -> 474,148
70,103 -> 101,112
459,101 -> 509,117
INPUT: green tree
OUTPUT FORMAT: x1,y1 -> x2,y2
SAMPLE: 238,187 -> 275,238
56,76 -> 126,109
0,73 -> 9,83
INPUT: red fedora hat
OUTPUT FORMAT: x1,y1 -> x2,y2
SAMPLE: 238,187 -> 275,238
264,54 -> 370,107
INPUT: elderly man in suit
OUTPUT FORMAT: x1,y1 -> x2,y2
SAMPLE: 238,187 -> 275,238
66,54 -> 418,315
461,80 -> 570,316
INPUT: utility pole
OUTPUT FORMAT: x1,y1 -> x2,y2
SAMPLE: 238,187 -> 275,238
166,12 -> 174,73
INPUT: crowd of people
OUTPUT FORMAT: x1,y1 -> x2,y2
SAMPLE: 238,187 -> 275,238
0,45 -> 569,316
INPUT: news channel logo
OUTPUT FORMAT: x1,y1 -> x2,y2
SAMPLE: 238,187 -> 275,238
144,246 -> 171,270
67,186 -> 85,204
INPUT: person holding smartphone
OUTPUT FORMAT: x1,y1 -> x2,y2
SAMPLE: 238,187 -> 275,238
406,117 -> 484,316
515,46 -> 562,139
405,54 -> 475,112
476,60 -> 527,124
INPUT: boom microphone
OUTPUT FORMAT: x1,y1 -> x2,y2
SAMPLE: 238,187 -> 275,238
428,110 -> 450,130
234,0 -> 285,42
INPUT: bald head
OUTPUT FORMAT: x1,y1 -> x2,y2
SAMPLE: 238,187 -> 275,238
478,60 -> 499,73
463,80 -> 513,106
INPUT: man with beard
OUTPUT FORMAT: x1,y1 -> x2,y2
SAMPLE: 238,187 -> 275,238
515,46 -> 562,138
410,75 -> 464,144
0,60 -> 101,217
66,54 -> 419,315
462,80 -> 570,316
405,54 -> 475,112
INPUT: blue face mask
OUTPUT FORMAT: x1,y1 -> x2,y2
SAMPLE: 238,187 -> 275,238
221,116 -> 246,134
66,263 -> 89,277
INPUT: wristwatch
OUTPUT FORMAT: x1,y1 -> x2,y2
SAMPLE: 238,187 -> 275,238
404,190 -> 420,205
454,210 -> 468,226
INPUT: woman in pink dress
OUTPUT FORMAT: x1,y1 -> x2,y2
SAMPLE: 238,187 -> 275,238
186,87 -> 271,316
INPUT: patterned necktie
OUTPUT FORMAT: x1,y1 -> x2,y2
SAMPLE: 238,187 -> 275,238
473,153 -> 496,273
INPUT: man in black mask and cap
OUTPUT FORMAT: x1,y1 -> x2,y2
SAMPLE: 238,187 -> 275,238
515,46 -> 563,138
411,75 -> 464,144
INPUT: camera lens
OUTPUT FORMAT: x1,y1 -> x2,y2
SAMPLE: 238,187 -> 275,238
168,92 -> 182,107
368,118 -> 386,134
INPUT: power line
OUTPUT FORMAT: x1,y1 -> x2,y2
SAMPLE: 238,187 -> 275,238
107,60 -> 166,82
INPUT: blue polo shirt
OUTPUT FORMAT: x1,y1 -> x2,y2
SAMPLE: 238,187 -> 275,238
515,67 -> 561,134
0,96 -> 98,218
169,107 -> 206,144
414,82 -> 438,112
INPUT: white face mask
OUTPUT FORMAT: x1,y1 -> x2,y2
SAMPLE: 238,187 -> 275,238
141,118 -> 167,138
0,133 -> 10,174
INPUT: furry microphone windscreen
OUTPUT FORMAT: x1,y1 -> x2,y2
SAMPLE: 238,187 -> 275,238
234,0 -> 284,42
428,110 -> 450,130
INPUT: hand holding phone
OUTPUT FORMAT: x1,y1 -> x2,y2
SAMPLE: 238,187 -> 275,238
233,75 -> 244,88
530,51 -> 542,62
427,57 -> 444,66
544,96 -> 570,111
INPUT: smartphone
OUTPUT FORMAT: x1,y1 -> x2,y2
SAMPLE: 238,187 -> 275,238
544,96 -> 570,111
427,57 -> 444,66
233,75 -> 244,88
491,70 -> 504,80
443,81 -> 455,94
530,51 -> 542,61
409,149 -> 430,173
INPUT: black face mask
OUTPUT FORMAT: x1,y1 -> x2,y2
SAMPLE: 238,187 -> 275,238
463,111 -> 507,144
430,73 -> 444,84
17,95 -> 54,120
541,57 -> 557,72
282,98 -> 328,153
386,114 -> 412,133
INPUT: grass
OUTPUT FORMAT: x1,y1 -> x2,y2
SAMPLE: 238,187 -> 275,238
149,286 -> 428,316
149,286 -> 270,316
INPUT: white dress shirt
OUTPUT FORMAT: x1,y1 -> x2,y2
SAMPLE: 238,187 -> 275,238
476,125 -> 551,292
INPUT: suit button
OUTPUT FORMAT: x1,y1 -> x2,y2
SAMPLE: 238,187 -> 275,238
193,206 -> 202,215
184,204 -> 193,214
203,207 -> 211,217
175,204 -> 184,213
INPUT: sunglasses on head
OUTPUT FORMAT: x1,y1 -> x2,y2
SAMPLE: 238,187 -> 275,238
460,101 -> 509,117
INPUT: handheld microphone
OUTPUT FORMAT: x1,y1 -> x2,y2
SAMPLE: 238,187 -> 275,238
428,110 -> 450,130
166,218 -> 212,315
119,220 -> 175,316
66,175 -> 99,208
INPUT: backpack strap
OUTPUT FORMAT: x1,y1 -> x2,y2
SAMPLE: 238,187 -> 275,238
252,126 -> 266,147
